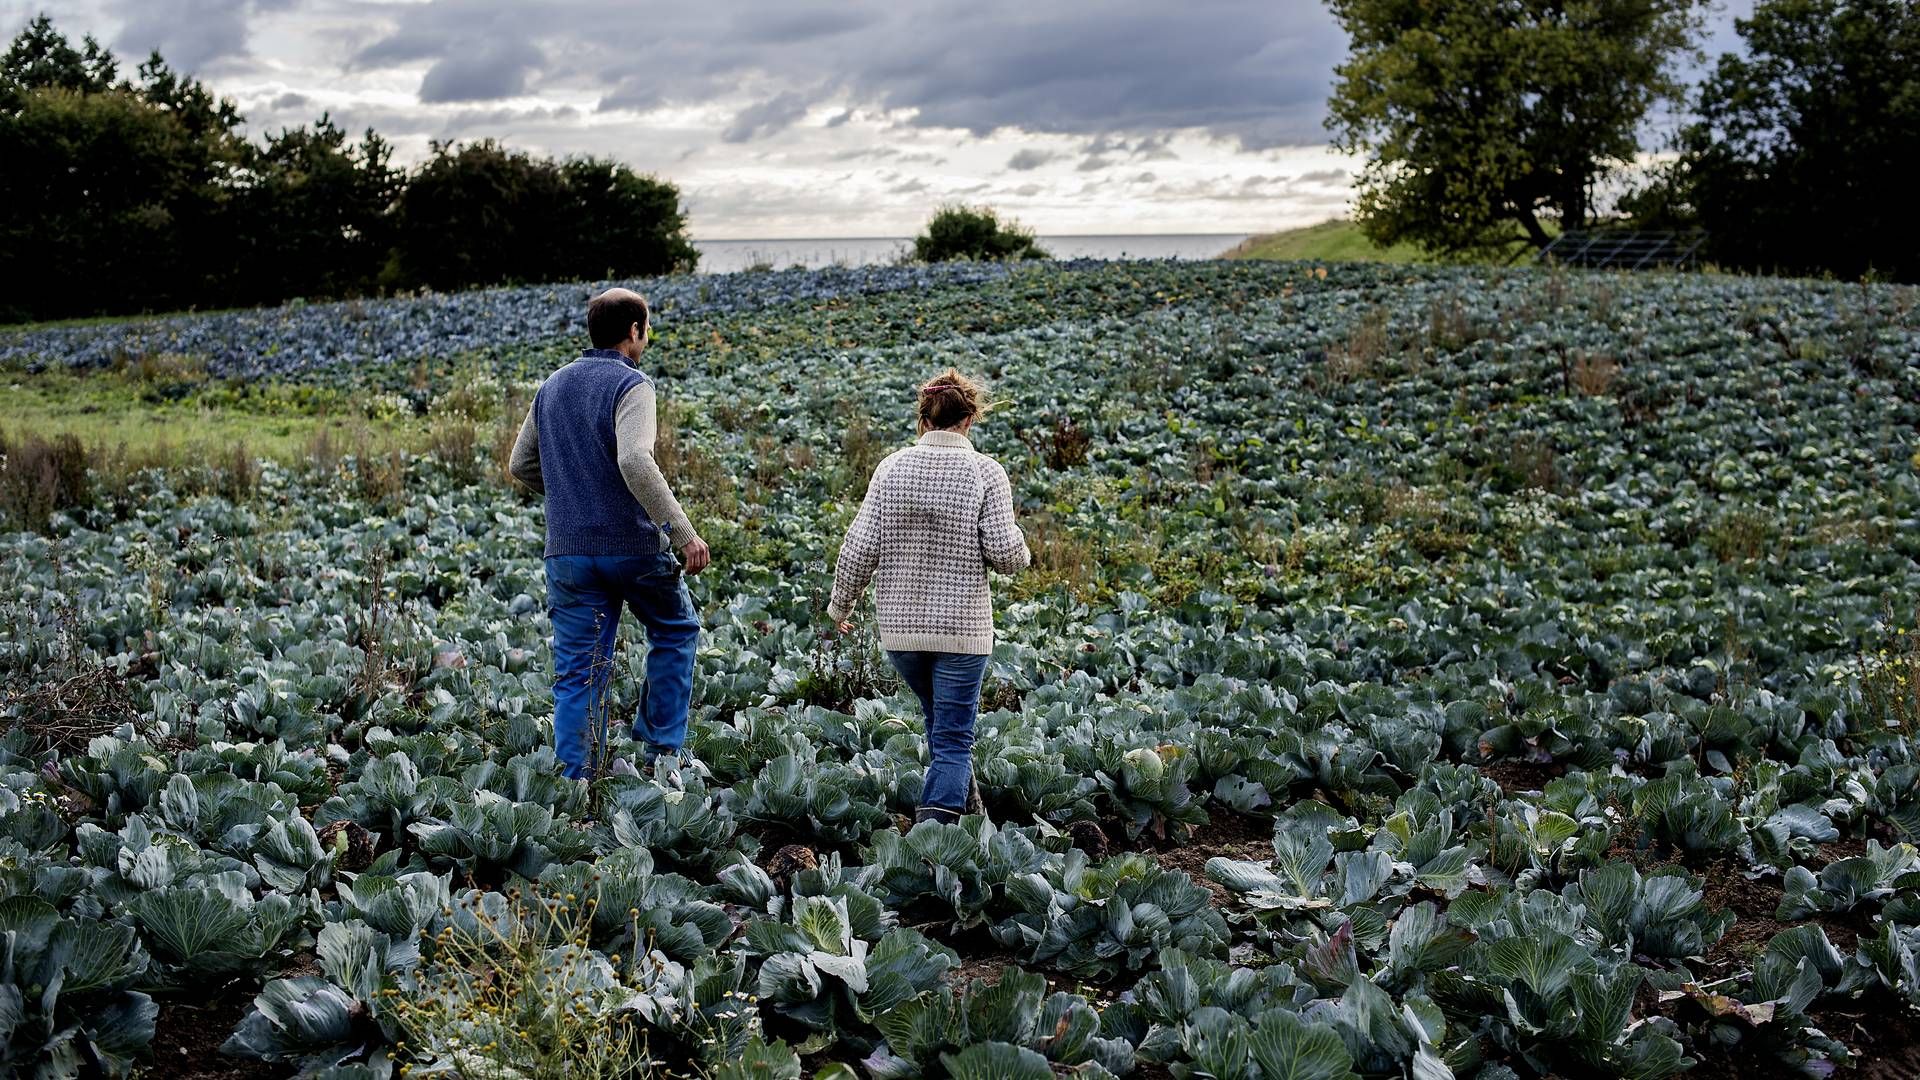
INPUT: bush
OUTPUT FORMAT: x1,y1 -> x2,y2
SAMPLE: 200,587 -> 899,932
911,205 -> 1049,263
0,429 -> 92,531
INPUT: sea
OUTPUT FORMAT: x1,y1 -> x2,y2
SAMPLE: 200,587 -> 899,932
688,234 -> 1250,274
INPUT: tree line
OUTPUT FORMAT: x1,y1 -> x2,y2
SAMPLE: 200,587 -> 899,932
0,16 -> 699,324
1327,0 -> 1917,281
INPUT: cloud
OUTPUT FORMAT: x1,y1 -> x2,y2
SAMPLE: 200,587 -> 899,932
114,0 -> 256,70
1077,155 -> 1113,172
888,178 -> 928,194
1083,133 -> 1179,161
269,90 -> 309,110
1006,148 -> 1058,171
349,0 -> 1342,147
727,7 -> 874,44
419,40 -> 543,103
721,91 -> 811,142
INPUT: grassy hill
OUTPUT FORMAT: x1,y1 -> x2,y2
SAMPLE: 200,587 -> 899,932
1221,218 -> 1430,263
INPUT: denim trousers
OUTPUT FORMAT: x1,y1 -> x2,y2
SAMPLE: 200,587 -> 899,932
545,552 -> 700,779
886,650 -> 988,813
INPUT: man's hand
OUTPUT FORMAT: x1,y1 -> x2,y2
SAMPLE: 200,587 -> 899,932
680,537 -> 711,575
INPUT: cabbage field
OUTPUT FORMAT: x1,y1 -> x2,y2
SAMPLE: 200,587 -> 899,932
2,259 -> 1919,1080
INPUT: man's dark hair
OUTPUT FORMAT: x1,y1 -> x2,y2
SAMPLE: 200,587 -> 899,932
587,290 -> 649,348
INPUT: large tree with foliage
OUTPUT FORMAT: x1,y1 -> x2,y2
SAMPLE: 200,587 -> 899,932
390,141 -> 697,291
0,13 -> 116,105
1656,0 -> 1918,281
0,26 -> 250,320
235,117 -> 400,305
0,15 -> 700,322
1325,0 -> 1709,257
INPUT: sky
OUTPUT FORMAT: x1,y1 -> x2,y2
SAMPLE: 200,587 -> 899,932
12,1 -> 1753,239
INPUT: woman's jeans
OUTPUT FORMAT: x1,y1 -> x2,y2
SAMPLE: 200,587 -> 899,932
886,650 -> 988,814
545,552 -> 700,779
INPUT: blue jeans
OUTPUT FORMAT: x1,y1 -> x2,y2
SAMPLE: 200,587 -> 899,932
545,552 -> 700,779
886,650 -> 988,813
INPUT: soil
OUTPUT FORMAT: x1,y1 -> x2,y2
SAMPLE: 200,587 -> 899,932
147,984 -> 287,1080
1644,856 -> 1918,1077
1698,860 -> 1790,976
1130,810 -> 1275,907
1477,758 -> 1566,795
947,949 -> 1019,989
1815,836 -> 1870,866
1810,994 -> 1920,1079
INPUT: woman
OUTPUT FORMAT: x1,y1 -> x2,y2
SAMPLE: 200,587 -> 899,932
827,369 -> 1031,824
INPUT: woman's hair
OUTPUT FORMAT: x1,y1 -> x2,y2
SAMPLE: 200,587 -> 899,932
917,368 -> 985,432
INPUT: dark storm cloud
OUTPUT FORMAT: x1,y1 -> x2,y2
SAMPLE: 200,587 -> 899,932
1006,148 -> 1058,171
113,0 -> 268,69
351,0 -> 1343,148
419,40 -> 544,102
721,91 -> 811,142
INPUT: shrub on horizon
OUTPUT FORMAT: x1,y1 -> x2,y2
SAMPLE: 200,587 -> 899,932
911,204 -> 1050,263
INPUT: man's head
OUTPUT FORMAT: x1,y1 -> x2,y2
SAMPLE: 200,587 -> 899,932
587,288 -> 650,358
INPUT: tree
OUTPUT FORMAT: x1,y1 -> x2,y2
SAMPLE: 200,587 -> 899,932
391,141 -> 698,291
1,15 -> 702,320
1325,0 -> 1709,258
912,205 -> 1049,263
559,158 -> 699,279
0,20 -> 248,319
0,86 -> 197,321
232,117 -> 399,304
1658,0 -> 1919,281
0,13 -> 116,107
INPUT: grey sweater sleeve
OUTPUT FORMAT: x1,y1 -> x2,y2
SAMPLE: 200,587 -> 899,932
508,404 -> 543,493
828,455 -> 893,622
614,383 -> 701,548
978,457 -> 1031,574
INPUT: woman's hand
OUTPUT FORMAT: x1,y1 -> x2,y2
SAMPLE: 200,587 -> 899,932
836,619 -> 855,635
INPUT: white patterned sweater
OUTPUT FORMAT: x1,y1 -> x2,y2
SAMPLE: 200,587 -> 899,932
827,429 -> 1031,654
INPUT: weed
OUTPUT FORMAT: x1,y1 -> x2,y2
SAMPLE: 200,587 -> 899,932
0,429 -> 93,531
488,415 -> 524,491
1704,507 -> 1774,564
1569,352 -> 1621,397
1045,415 -> 1091,470
354,449 -> 409,507
831,409 -> 887,497
1013,512 -> 1099,600
1324,306 -> 1393,386
1858,620 -> 1919,733
1425,293 -> 1474,351
217,440 -> 261,502
390,885 -> 661,1080
792,601 -> 895,711
425,420 -> 481,484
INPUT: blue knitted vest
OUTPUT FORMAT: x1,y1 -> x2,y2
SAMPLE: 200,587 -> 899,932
533,350 -> 662,557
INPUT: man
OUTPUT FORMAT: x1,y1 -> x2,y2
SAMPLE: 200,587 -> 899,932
509,287 -> 711,779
